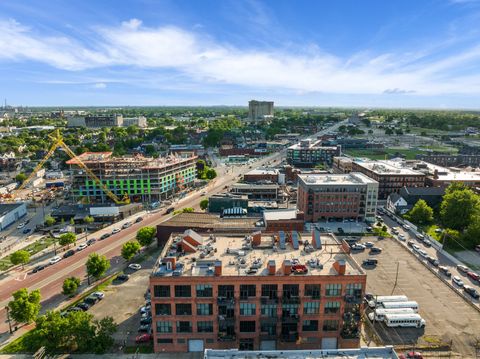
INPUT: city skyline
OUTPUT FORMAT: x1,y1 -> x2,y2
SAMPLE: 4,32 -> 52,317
2,0 -> 480,108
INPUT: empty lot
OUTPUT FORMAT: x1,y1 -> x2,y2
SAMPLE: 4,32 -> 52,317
351,236 -> 480,357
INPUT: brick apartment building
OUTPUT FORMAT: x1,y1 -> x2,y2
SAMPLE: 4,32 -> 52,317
243,169 -> 280,183
150,229 -> 365,352
287,139 -> 341,168
351,160 -> 425,199
297,173 -> 378,223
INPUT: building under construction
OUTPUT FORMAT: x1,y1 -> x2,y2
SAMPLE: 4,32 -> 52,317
66,152 -> 197,204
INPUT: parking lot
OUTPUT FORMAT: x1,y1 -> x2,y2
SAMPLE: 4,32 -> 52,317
350,236 -> 480,357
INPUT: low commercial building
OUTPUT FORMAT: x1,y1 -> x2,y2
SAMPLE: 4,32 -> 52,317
351,160 -> 425,199
416,153 -> 480,167
0,202 -> 27,230
150,230 -> 366,352
332,157 -> 353,173
263,208 -> 304,232
243,169 -> 280,183
231,183 -> 281,201
297,173 -> 378,222
287,139 -> 341,168
208,194 -> 249,214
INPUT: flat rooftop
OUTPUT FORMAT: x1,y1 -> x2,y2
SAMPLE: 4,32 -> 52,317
152,230 -> 363,277
354,160 -> 423,176
245,168 -> 279,176
204,347 -> 399,359
288,139 -> 338,150
0,202 -> 24,216
298,172 -> 378,186
417,161 -> 480,182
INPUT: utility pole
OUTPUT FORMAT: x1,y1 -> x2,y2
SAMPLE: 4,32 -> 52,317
5,306 -> 12,334
391,262 -> 400,295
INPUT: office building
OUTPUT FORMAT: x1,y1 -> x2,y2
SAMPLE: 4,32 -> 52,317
231,183 -> 281,201
248,100 -> 274,121
67,114 -> 147,128
243,169 -> 280,183
297,173 -> 378,222
150,229 -> 366,352
351,160 -> 425,199
287,140 -> 341,168
66,152 -> 197,204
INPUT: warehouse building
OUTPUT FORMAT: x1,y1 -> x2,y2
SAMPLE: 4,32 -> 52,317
0,202 -> 27,230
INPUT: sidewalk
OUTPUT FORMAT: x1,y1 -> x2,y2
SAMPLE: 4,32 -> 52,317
0,354 -> 203,359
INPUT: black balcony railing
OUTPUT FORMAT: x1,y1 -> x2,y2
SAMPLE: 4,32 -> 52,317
217,297 -> 235,305
261,297 -> 278,304
281,296 -> 300,304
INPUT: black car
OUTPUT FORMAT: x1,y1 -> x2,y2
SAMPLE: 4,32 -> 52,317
115,274 -> 130,282
63,249 -> 75,258
138,324 -> 151,333
77,302 -> 90,311
140,317 -> 152,325
464,285 -> 480,299
31,264 -> 46,273
165,207 -> 175,214
86,238 -> 96,246
407,240 -> 415,248
369,247 -> 382,254
135,217 -> 144,223
337,227 -> 345,234
362,258 -> 378,267
423,240 -> 432,248
100,233 -> 111,240
84,296 -> 99,306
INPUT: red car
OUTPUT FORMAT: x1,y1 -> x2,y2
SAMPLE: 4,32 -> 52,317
292,264 -> 308,274
467,271 -> 480,281
399,352 -> 423,359
135,333 -> 153,343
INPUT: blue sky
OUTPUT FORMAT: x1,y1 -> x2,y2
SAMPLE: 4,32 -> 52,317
2,0 -> 480,108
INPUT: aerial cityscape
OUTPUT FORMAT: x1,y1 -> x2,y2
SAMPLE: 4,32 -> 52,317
0,1 -> 480,359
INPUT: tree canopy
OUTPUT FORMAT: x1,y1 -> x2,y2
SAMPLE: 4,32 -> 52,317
62,277 -> 81,297
10,250 -> 30,268
200,198 -> 209,211
440,185 -> 479,231
86,253 -> 110,280
121,241 -> 141,261
136,226 -> 156,247
406,199 -> 433,225
8,288 -> 41,324
59,232 -> 77,247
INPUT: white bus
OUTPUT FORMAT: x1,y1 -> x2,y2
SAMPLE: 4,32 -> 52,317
384,313 -> 426,328
368,308 -> 415,321
382,301 -> 419,312
368,295 -> 409,308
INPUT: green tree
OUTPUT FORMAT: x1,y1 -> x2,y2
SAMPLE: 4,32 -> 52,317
83,215 -> 94,240
59,232 -> 77,247
70,218 -> 75,225
86,253 -> 110,282
44,215 -> 56,227
462,217 -> 480,249
440,185 -> 479,230
62,277 -> 81,297
15,172 -> 27,183
206,168 -> 217,179
10,250 -> 30,269
91,316 -> 117,354
136,226 -> 156,247
200,198 -> 209,211
407,199 -> 433,225
8,288 -> 41,323
121,241 -> 141,261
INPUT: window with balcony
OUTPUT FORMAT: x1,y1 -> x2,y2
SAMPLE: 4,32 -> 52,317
303,301 -> 320,314
176,321 -> 192,333
156,321 -> 172,333
305,284 -> 321,299
240,303 -> 256,316
240,321 -> 256,332
197,303 -> 213,316
175,303 -> 192,315
323,319 -> 339,331
154,285 -> 170,298
196,284 -> 213,297
345,283 -> 362,297
218,285 -> 234,298
283,284 -> 299,298
282,303 -> 299,317
302,320 -> 318,331
261,304 -> 277,317
174,285 -> 191,298
155,303 -> 171,316
324,301 -> 340,314
325,283 -> 342,297
261,284 -> 278,299
240,284 -> 256,299
197,321 -> 213,333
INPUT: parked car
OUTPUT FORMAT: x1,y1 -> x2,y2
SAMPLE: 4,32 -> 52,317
31,264 -> 46,273
91,291 -> 105,300
86,238 -> 96,246
115,274 -> 130,282
337,227 -> 344,234
76,243 -> 87,251
407,241 -> 415,248
452,276 -> 464,287
63,250 -> 75,259
135,217 -> 144,223
77,302 -> 90,311
457,264 -> 469,274
398,234 -> 406,241
417,250 -> 428,258
464,285 -> 480,299
423,240 -> 432,248
364,241 -> 374,248
362,258 -> 378,266
100,233 -> 110,240
439,265 -> 452,277
426,256 -> 439,267
165,207 -> 175,214
391,227 -> 399,234
467,271 -> 480,282
416,233 -> 425,240
128,263 -> 142,271
122,222 -> 132,229
135,333 -> 152,343
403,224 -> 411,231
84,296 -> 99,306
412,244 -> 420,252
49,256 -> 61,265
111,228 -> 120,234
369,247 -> 382,254
138,324 -> 151,333
140,317 -> 152,325
140,305 -> 151,314
16,222 -> 26,229
23,228 -> 31,234
403,352 -> 423,359
366,226 -> 373,232
351,243 -> 365,251
67,306 -> 83,313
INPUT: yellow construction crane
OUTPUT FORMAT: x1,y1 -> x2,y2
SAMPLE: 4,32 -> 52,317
13,129 -> 130,205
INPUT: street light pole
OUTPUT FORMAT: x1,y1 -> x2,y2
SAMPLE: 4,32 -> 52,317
5,306 -> 13,334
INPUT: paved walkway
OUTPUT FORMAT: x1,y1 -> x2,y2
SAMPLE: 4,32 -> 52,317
0,353 -> 203,358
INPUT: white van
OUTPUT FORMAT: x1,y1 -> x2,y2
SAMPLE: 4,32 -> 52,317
384,313 -> 426,328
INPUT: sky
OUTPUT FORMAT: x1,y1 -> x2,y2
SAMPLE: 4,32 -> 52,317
2,0 -> 480,108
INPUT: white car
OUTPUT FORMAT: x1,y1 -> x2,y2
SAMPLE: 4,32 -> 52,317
49,256 -> 61,265
403,224 -> 411,230
457,264 -> 469,273
418,250 -> 428,258
412,244 -> 420,251
111,228 -> 121,234
364,241 -> 375,248
351,244 -> 366,250
398,234 -> 406,241
452,276 -> 464,287
76,243 -> 88,251
128,263 -> 142,270
16,222 -> 26,229
416,233 -> 425,240
92,291 -> 105,300
391,227 -> 399,234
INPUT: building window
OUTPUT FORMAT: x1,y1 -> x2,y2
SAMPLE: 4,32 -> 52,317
283,284 -> 299,297
196,284 -> 213,297
302,320 -> 319,331
261,284 -> 278,298
346,283 -> 362,297
260,322 -> 277,335
156,321 -> 172,333
240,284 -> 256,299
305,284 -> 321,298
261,304 -> 277,317
197,321 -> 214,333
175,303 -> 192,315
303,301 -> 320,314
323,320 -> 339,331
197,303 -> 213,316
240,303 -> 256,316
218,285 -> 234,298
177,339 -> 186,344
325,283 -> 342,297
174,285 -> 191,298
157,338 -> 173,344
154,285 -> 170,298
176,321 -> 192,333
282,304 -> 299,317
240,321 -> 256,332
324,301 -> 340,314
155,303 -> 171,316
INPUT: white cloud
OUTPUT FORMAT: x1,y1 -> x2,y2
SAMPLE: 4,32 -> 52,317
93,82 -> 107,89
1,18 -> 480,96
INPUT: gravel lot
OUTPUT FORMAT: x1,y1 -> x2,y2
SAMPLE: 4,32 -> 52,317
351,236 -> 480,357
